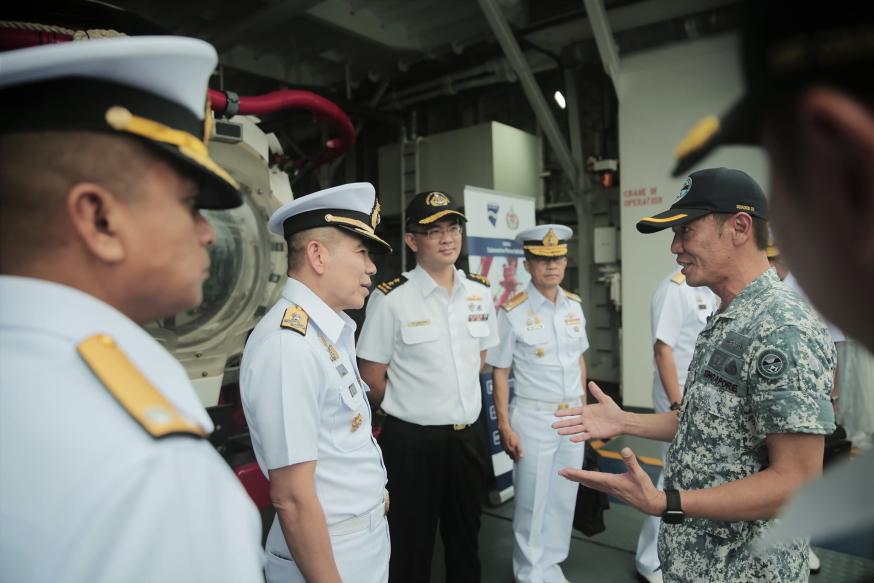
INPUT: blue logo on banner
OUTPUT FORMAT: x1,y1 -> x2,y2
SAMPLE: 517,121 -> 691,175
487,204 -> 499,227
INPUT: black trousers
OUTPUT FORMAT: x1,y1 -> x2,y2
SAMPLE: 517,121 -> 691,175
380,415 -> 488,583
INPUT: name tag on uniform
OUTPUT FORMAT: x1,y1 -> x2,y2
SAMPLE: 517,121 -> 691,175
526,324 -> 543,331
408,320 -> 430,327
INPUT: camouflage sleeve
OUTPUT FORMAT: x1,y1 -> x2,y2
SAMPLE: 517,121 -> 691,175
749,324 -> 836,436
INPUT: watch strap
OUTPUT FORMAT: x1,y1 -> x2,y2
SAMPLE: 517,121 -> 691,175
665,489 -> 682,512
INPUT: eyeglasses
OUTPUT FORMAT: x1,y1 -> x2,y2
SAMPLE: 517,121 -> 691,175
410,225 -> 463,240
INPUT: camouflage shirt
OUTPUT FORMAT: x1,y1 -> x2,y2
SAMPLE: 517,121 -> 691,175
657,268 -> 836,583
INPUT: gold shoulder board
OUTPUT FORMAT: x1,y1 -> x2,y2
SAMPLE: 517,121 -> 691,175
77,335 -> 208,439
502,291 -> 528,312
467,273 -> 490,287
671,272 -> 686,285
281,306 -> 309,335
376,275 -> 408,295
562,289 -> 582,303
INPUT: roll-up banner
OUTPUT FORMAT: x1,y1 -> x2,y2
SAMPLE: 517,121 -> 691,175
463,185 -> 535,503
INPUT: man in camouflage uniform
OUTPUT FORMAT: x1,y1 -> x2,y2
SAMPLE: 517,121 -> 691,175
553,168 -> 835,582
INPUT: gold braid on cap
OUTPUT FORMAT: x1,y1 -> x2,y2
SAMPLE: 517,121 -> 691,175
523,228 -> 568,257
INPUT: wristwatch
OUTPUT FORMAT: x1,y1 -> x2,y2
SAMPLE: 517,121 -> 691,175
670,402 -> 681,411
662,489 -> 685,524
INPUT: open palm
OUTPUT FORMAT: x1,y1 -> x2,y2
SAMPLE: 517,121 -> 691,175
552,382 -> 625,442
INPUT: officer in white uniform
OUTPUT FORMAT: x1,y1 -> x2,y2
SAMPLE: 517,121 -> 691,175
358,190 -> 499,583
634,267 -> 717,583
485,224 -> 588,583
0,38 -> 264,582
240,183 -> 392,583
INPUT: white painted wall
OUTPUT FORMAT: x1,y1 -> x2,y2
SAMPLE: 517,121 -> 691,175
618,34 -> 769,408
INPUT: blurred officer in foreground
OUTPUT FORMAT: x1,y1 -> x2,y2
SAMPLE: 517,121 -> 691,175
668,0 -> 874,548
0,38 -> 264,581
358,191 -> 499,583
635,266 -> 716,583
554,168 -> 836,582
240,184 -> 392,583
486,224 -> 589,583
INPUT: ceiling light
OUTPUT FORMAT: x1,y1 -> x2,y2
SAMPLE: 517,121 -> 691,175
554,91 -> 566,109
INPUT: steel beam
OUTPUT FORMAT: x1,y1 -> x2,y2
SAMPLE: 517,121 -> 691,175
582,0 -> 621,86
477,0 -> 578,188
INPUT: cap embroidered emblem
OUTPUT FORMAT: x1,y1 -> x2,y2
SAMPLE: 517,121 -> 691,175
542,229 -> 559,247
370,199 -> 381,229
675,176 -> 693,203
426,192 -> 449,206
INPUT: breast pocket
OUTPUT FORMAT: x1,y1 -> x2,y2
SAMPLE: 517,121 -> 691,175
467,320 -> 490,338
330,379 -> 369,453
400,323 -> 440,345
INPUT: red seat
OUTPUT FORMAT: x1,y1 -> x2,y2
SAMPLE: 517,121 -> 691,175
233,462 -> 272,511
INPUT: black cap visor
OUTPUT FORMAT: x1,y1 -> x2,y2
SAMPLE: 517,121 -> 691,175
415,209 -> 468,224
671,96 -> 759,178
636,207 -> 713,234
151,140 -> 242,210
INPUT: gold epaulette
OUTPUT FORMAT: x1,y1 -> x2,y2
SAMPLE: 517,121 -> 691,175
562,289 -> 582,303
281,306 -> 309,335
502,292 -> 528,312
467,272 -> 490,286
671,272 -> 686,285
77,334 -> 208,439
376,275 -> 408,295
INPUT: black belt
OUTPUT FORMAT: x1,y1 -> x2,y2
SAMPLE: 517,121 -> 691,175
386,415 -> 473,431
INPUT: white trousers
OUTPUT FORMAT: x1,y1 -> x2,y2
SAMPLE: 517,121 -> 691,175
264,514 -> 390,583
511,402 -> 586,583
635,391 -> 672,577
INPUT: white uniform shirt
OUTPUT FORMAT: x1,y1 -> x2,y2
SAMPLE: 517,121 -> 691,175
0,276 -> 264,583
240,278 -> 386,534
783,272 -> 846,343
650,268 -> 718,411
485,283 -> 589,403
357,265 -> 500,426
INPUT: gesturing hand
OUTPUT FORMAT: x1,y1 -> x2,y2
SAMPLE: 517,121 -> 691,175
551,381 -> 625,442
558,447 -> 666,516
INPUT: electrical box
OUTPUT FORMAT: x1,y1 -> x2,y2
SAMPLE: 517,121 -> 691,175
594,227 -> 617,264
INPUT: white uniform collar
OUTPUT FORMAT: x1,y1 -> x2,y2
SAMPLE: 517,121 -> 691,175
281,277 -> 353,343
0,275 -> 213,431
526,281 -> 566,313
411,264 -> 464,298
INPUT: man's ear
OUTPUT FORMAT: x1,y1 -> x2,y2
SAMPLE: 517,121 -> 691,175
404,232 -> 418,253
800,86 -> 874,260
522,260 -> 531,275
66,182 -> 127,263
306,240 -> 329,275
730,212 -> 754,247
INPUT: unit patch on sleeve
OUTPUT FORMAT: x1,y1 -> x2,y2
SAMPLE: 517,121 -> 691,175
376,275 -> 408,295
757,349 -> 788,378
280,306 -> 309,335
466,272 -> 490,287
502,291 -> 528,312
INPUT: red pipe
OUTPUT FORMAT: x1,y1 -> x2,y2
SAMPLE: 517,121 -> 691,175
209,89 -> 355,165
0,28 -> 73,51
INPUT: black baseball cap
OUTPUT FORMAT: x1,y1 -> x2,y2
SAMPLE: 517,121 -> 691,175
672,1 -> 874,177
405,191 -> 467,226
637,167 -> 767,234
